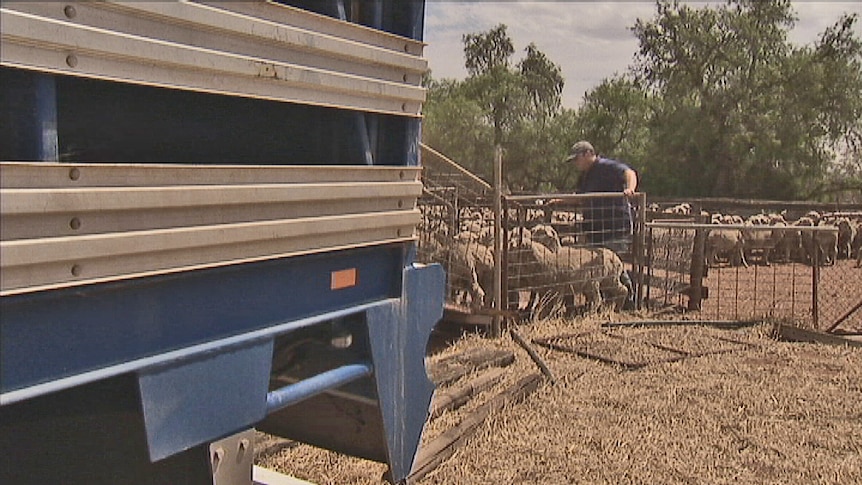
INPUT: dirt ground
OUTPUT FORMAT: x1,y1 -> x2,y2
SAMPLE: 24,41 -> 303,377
256,314 -> 862,484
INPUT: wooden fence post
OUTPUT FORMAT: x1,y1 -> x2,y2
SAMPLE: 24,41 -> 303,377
688,228 -> 706,311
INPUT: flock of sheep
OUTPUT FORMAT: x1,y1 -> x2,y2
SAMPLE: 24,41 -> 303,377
418,205 -> 631,317
655,203 -> 862,269
418,200 -> 862,320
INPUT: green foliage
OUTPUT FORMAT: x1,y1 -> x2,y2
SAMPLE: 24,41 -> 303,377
422,78 -> 495,180
632,0 -> 862,199
463,24 -> 514,76
571,77 -> 653,191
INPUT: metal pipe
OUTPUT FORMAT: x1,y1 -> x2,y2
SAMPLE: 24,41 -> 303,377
265,362 -> 373,414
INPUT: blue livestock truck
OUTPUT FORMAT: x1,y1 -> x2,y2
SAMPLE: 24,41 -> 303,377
0,1 -> 443,483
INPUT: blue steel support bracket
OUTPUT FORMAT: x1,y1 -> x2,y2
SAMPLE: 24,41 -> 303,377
137,340 -> 273,461
366,263 -> 445,483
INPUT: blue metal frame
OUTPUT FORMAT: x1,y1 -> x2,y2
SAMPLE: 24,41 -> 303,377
1,246 -> 401,402
0,69 -> 57,161
367,263 -> 444,481
138,339 -> 274,461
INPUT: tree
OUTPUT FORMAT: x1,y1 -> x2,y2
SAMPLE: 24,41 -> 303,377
423,25 -> 564,190
632,0 -> 862,199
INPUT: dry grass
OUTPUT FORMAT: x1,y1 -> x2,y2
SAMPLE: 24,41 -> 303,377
257,313 -> 862,484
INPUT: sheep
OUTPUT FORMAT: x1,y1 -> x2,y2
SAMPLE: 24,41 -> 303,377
663,203 -> 692,215
510,238 -> 628,314
706,229 -> 747,268
836,218 -> 857,259
746,213 -> 771,225
514,224 -> 628,313
774,225 -> 803,263
815,224 -> 839,266
530,224 -> 562,251
741,221 -> 784,266
560,235 -> 577,247
431,228 -> 494,310
796,217 -> 838,266
705,216 -> 747,268
767,211 -> 787,225
852,222 -> 862,260
804,210 -> 822,225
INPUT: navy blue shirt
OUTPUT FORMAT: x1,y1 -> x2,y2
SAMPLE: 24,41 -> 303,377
577,157 -> 634,244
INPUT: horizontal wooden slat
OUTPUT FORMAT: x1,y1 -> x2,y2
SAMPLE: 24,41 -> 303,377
0,162 -> 420,188
0,3 -> 426,116
0,162 -> 424,294
1,210 -> 420,296
0,197 -> 414,241
8,2 -> 426,83
196,1 -> 426,56
1,182 -> 421,215
3,210 -> 418,266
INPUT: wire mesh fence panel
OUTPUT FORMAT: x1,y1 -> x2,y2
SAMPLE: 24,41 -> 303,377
417,144 -> 495,311
817,258 -> 862,334
643,225 -> 699,311
641,219 -> 862,329
702,260 -> 816,324
503,193 -> 645,319
418,164 -> 862,329
815,212 -> 862,333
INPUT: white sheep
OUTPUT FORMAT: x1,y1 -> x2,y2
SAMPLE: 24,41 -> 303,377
796,217 -> 838,266
741,221 -> 784,266
512,225 -> 628,313
446,239 -> 494,310
836,218 -> 856,259
852,222 -> 862,262
705,217 -> 747,268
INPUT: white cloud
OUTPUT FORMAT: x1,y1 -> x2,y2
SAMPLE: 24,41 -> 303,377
424,1 -> 862,109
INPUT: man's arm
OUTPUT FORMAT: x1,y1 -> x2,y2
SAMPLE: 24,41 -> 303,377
623,169 -> 638,196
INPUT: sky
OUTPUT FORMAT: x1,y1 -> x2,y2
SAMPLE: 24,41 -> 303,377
423,1 -> 862,109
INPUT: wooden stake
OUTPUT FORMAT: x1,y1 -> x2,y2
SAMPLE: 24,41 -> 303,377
509,329 -> 556,383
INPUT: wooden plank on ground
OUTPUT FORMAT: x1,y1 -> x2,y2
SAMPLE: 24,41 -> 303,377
428,347 -> 515,386
407,373 -> 542,484
774,324 -> 862,348
442,304 -> 493,327
510,329 -> 556,383
428,368 -> 506,420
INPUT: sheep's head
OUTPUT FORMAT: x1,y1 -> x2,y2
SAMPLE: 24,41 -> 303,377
530,224 -> 561,251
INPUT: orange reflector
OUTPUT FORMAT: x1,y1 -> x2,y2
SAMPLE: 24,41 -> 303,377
330,268 -> 357,290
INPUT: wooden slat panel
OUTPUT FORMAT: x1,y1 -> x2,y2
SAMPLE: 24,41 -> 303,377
0,5 -> 425,116
0,163 -> 420,188
3,210 -> 417,264
9,2 -> 426,84
0,163 -> 424,294
1,210 -> 419,295
1,197 -> 413,241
